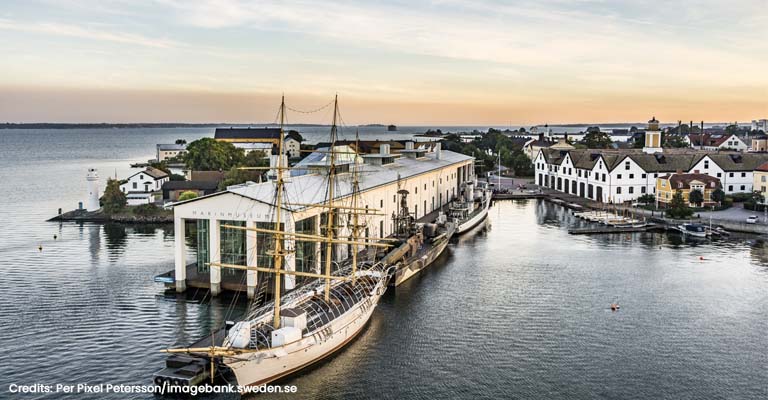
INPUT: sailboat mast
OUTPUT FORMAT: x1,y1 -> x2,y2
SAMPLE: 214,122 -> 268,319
351,129 -> 360,284
272,96 -> 287,329
323,95 -> 339,301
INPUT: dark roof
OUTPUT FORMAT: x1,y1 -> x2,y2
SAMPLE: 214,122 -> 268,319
215,127 -> 282,140
144,167 -> 169,179
542,147 -> 768,173
126,167 -> 168,181
659,173 -> 721,190
162,180 -> 220,191
189,170 -> 226,182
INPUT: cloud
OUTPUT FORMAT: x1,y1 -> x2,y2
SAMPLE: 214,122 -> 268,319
0,18 -> 178,48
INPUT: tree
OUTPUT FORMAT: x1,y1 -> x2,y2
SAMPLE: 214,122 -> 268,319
688,189 -> 704,207
149,160 -> 170,174
184,138 -> 244,171
243,151 -> 270,168
100,178 -> 127,214
582,130 -> 613,149
666,190 -> 693,219
178,191 -> 199,201
637,193 -> 655,205
219,167 -> 265,190
175,139 -> 187,145
663,134 -> 689,148
711,188 -> 725,204
510,150 -> 534,176
744,191 -> 765,211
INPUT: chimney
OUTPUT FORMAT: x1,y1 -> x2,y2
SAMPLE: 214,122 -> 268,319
538,132 -> 544,142
676,169 -> 683,174
380,144 -> 390,155
405,141 -> 414,150
434,142 -> 442,160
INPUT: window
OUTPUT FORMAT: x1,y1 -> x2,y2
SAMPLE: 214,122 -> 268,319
641,174 -> 646,179
132,182 -> 137,189
740,185 -> 746,190
762,176 -> 766,183
139,175 -> 143,180
415,187 -> 418,194
661,181 -> 666,187
717,173 -> 722,178
617,174 -> 622,179
617,187 -> 622,194
380,199 -> 384,208
641,186 -> 646,194
728,185 -> 733,191
625,161 -> 630,170
602,175 -> 606,182
629,174 -> 634,179
424,184 -> 427,190
741,172 -> 746,177
704,161 -> 709,169
654,173 -> 658,178
729,172 -> 734,177
629,187 -> 634,194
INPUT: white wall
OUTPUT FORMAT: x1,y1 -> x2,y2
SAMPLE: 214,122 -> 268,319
120,171 -> 168,193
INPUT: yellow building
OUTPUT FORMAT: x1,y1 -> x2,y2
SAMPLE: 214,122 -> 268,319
656,172 -> 721,207
753,162 -> 768,200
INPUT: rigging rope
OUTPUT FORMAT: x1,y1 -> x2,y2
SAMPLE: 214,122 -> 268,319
286,99 -> 335,114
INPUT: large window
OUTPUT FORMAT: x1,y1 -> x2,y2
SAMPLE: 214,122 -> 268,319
294,217 -> 316,273
220,220 -> 246,275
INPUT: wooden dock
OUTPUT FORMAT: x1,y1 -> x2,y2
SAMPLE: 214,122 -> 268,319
568,224 -> 661,235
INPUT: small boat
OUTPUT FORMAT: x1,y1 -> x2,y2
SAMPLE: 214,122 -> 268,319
610,303 -> 620,311
676,223 -> 707,238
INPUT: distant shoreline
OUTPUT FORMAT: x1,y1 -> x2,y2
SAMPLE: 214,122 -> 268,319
1,122 -> 744,130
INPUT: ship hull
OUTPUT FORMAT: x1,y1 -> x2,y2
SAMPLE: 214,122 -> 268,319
456,192 -> 492,234
225,291 -> 383,388
392,231 -> 452,286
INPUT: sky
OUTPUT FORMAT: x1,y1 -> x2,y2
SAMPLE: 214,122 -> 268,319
0,0 -> 766,125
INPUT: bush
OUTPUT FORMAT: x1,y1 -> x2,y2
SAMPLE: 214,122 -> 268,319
178,191 -> 199,201
637,194 -> 655,204
134,203 -> 160,216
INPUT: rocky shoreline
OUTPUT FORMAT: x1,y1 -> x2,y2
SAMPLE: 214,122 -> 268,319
48,209 -> 173,224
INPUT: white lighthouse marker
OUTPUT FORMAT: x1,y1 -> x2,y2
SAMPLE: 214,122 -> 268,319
86,168 -> 100,211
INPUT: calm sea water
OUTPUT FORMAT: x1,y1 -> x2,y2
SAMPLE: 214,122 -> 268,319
0,129 -> 766,399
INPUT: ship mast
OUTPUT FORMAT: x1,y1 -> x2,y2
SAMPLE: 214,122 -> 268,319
271,95 -> 288,329
323,95 -> 339,301
350,129 -> 361,284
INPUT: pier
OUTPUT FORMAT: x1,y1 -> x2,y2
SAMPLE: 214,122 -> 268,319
568,224 -> 662,235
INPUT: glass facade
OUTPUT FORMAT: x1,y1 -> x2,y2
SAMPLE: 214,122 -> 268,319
220,220 -> 246,275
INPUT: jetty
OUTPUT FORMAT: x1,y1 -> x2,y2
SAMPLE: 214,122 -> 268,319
568,224 -> 661,235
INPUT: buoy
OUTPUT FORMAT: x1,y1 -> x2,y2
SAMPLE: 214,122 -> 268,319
53,234 -> 57,240
38,245 -> 43,252
699,256 -> 705,260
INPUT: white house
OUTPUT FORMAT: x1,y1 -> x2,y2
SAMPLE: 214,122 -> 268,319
686,133 -> 748,151
120,167 -> 169,205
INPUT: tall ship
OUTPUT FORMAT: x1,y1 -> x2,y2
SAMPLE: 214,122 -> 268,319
448,179 -> 492,234
153,96 -> 476,389
155,97 -> 393,389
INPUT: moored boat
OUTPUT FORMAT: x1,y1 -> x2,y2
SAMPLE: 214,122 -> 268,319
676,223 -> 707,238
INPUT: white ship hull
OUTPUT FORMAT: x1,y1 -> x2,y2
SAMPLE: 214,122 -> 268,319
456,192 -> 492,234
224,289 -> 384,387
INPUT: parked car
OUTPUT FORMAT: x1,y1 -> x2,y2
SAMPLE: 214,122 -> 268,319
746,215 -> 759,224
